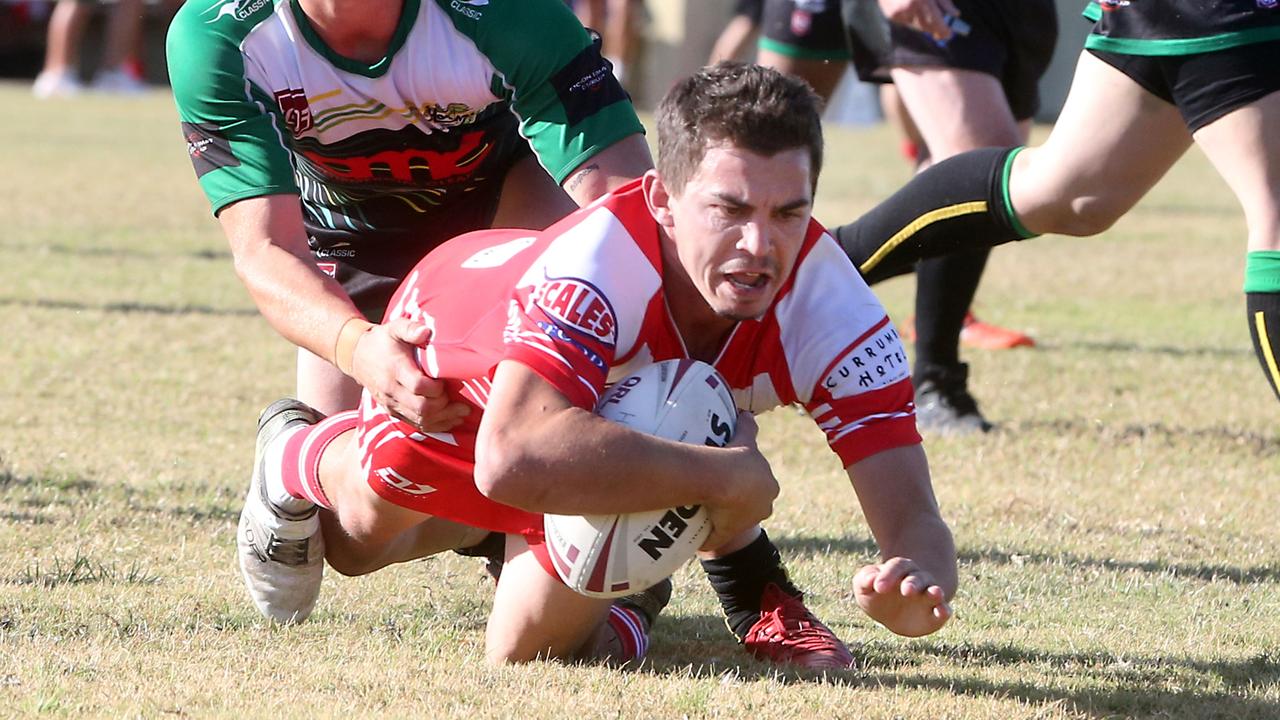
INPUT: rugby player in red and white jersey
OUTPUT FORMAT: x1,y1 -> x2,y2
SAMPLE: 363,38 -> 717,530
238,63 -> 957,666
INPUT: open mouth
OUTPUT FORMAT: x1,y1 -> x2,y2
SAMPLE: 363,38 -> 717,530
724,271 -> 770,290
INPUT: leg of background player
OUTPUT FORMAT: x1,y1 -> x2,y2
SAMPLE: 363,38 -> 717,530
756,48 -> 848,103
890,65 -> 1027,433
1191,89 -> 1280,401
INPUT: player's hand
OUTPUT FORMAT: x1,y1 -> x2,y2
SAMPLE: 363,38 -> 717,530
350,318 -> 472,432
701,412 -> 779,552
878,0 -> 960,41
853,557 -> 952,637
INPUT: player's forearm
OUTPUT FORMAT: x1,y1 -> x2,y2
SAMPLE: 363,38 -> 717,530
561,133 -> 653,205
220,199 -> 364,366
475,405 -> 741,516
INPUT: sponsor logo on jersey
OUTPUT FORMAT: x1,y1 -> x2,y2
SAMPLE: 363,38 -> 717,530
822,322 -> 909,397
549,43 -> 629,126
181,122 -> 240,178
530,275 -> 618,346
315,262 -> 337,277
375,467 -> 436,496
450,0 -> 485,19
1097,0 -> 1131,11
274,88 -> 314,137
202,0 -> 270,24
416,103 -> 479,132
297,130 -> 492,184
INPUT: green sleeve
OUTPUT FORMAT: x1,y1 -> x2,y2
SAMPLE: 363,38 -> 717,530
166,2 -> 298,216
432,0 -> 645,184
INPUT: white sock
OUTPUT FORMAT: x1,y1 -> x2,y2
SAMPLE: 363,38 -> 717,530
263,425 -> 314,514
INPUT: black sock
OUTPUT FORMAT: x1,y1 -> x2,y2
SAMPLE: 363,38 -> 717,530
833,146 -> 1032,285
1246,292 -> 1280,401
699,529 -> 801,641
914,248 -> 991,368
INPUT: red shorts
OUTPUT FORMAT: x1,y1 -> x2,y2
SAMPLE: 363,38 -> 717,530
356,395 -> 560,580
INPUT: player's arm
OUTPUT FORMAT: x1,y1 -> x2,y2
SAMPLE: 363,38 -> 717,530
218,195 -> 467,430
473,360 -> 777,550
560,132 -> 653,205
845,444 -> 957,637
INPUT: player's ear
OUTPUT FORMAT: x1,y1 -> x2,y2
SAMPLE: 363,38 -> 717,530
643,170 -> 675,229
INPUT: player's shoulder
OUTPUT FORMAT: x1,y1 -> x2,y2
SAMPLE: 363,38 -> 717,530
425,0 -> 593,79
168,0 -> 282,87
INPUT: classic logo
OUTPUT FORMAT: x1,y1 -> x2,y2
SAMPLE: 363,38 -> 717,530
181,122 -> 240,178
203,0 -> 270,24
530,276 -> 618,345
822,321 -> 909,397
450,0 -> 486,19
274,88 -> 313,136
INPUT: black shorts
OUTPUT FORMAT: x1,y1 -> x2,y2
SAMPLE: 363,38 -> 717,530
734,0 -> 765,24
851,0 -> 1058,120
759,0 -> 852,60
307,140 -> 533,323
1089,40 -> 1280,132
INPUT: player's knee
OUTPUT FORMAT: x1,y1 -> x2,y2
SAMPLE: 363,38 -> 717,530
1036,196 -> 1126,237
483,634 -> 540,665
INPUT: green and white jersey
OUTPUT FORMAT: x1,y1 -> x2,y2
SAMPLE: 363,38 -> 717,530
1083,0 -> 1280,56
167,0 -> 643,240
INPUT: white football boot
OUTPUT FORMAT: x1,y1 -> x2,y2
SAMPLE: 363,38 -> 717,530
238,399 -> 326,624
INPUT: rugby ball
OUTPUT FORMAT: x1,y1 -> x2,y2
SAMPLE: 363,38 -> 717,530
543,359 -> 738,598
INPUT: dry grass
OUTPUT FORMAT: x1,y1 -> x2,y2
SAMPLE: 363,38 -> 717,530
0,83 -> 1276,719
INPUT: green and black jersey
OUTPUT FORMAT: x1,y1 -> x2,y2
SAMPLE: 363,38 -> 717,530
167,0 -> 643,240
1083,0 -> 1280,56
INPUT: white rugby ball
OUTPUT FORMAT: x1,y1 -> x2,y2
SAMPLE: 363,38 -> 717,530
543,359 -> 738,598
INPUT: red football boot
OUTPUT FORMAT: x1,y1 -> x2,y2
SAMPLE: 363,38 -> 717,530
743,584 -> 854,670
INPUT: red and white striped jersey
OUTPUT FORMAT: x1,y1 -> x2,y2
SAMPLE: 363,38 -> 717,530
380,177 -> 920,475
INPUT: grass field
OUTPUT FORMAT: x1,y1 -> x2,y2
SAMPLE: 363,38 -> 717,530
1,81 -> 1277,719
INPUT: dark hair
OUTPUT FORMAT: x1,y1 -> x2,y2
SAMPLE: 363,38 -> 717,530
655,61 -> 824,193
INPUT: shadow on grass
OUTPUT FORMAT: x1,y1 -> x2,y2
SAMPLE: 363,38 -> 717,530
648,615 -> 1279,718
0,297 -> 257,317
772,535 -> 1280,585
1047,338 -> 1254,359
1006,417 -> 1276,455
4,243 -> 230,261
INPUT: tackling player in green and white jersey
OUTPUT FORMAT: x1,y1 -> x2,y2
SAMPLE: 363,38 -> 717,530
168,0 -> 651,427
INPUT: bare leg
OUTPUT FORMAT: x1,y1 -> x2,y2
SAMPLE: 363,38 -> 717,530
313,430 -> 490,576
1010,52 -> 1192,237
40,0 -> 91,77
485,535 -> 615,664
1192,90 -> 1280,253
100,0 -> 144,72
709,14 -> 760,65
1192,89 -> 1280,399
756,48 -> 847,103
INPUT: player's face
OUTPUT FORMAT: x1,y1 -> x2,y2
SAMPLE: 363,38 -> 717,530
663,143 -> 813,323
